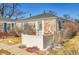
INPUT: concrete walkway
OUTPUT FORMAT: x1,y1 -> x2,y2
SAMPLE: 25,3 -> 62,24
0,43 -> 37,55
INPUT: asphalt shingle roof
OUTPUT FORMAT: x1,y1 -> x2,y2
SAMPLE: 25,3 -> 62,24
14,13 -> 58,22
26,13 -> 56,20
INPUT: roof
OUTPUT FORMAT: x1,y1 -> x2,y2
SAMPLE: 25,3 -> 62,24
0,13 -> 58,23
26,13 -> 57,20
15,13 -> 58,22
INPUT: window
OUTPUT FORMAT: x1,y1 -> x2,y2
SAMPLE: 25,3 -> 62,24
0,23 -> 3,31
23,22 -> 36,35
44,20 -> 56,35
38,21 -> 42,31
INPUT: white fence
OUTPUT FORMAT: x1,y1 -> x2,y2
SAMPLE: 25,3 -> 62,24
21,34 -> 43,50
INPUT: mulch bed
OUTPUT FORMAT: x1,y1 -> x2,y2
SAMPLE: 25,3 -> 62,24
0,32 -> 19,39
25,47 -> 39,53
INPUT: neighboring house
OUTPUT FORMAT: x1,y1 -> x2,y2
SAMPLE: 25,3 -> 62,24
0,13 -> 62,50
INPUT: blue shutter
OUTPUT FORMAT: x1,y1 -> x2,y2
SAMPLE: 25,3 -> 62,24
4,23 -> 8,32
12,23 -> 14,30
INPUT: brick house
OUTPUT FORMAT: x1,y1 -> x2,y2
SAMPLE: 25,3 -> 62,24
0,13 -> 62,50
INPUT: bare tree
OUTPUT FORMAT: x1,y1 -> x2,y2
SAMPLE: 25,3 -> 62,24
0,3 -> 26,21
42,10 -> 57,16
63,14 -> 70,20
48,10 -> 56,16
0,3 -> 5,21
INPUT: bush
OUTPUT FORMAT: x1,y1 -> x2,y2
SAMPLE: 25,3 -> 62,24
63,29 -> 77,39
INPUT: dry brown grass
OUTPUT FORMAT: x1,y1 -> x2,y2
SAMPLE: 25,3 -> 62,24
47,35 -> 79,55
0,37 -> 21,45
